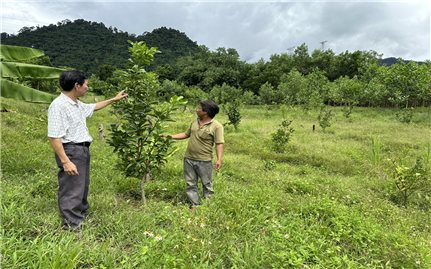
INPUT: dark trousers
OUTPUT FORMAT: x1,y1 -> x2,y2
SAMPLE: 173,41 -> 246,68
55,144 -> 90,226
184,158 -> 214,206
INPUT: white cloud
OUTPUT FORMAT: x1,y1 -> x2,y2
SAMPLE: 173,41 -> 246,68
1,0 -> 430,61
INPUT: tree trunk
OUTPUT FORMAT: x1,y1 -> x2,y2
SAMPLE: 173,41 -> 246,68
141,172 -> 153,204
402,190 -> 408,208
141,177 -> 147,205
98,123 -> 105,140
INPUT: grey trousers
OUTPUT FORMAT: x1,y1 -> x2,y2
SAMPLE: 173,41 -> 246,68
184,158 -> 214,206
55,144 -> 90,226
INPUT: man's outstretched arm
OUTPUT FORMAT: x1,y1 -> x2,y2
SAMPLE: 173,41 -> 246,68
168,133 -> 190,140
95,90 -> 128,111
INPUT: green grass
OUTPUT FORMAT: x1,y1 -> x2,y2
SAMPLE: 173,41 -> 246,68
1,98 -> 431,268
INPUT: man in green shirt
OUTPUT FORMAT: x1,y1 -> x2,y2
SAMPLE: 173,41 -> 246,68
169,100 -> 224,209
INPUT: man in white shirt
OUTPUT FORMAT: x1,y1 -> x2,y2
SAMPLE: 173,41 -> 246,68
48,70 -> 128,230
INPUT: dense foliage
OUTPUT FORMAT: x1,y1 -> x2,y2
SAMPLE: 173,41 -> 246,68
1,19 -> 200,74
162,43 -> 430,109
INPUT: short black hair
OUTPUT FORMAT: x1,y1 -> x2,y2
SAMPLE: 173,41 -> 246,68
200,100 -> 219,118
59,70 -> 87,91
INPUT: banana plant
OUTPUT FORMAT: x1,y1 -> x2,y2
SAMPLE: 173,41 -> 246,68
0,45 -> 65,103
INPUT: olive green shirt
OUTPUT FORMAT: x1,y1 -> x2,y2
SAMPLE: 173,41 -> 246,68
184,119 -> 224,161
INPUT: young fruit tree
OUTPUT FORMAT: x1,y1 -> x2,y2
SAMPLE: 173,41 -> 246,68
271,120 -> 295,153
224,101 -> 242,131
108,41 -> 187,203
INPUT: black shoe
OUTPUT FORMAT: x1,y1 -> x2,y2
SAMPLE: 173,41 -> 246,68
62,222 -> 83,231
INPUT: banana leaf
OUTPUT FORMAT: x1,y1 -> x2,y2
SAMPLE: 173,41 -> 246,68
0,62 -> 64,79
1,78 -> 55,103
0,45 -> 45,62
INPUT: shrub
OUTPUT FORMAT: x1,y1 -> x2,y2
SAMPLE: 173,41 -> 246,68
224,102 -> 242,130
184,86 -> 208,104
395,107 -> 414,124
392,158 -> 429,207
259,82 -> 278,104
242,90 -> 259,105
271,120 -> 294,153
157,79 -> 187,101
88,74 -> 112,95
209,83 -> 242,105
318,106 -> 333,131
278,69 -> 306,105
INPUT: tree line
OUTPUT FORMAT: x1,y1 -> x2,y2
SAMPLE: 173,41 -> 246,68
2,19 -> 430,108
96,43 -> 430,109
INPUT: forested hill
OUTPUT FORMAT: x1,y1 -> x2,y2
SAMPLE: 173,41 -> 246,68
378,57 -> 424,66
1,19 -> 200,74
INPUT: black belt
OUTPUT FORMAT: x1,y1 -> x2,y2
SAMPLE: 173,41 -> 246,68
63,142 -> 91,147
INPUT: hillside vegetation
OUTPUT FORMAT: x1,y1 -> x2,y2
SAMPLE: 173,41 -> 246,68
1,19 -> 200,73
1,97 -> 430,268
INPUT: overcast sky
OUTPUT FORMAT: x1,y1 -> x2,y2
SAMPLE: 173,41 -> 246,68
1,0 -> 430,62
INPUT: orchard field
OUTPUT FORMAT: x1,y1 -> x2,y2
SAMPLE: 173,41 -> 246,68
1,97 -> 430,268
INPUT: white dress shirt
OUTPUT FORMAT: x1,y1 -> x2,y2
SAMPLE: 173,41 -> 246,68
48,93 -> 96,143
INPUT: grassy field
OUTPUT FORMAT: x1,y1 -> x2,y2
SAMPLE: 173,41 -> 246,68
1,97 -> 430,268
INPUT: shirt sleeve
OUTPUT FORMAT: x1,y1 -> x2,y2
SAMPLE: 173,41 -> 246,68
47,104 -> 67,138
80,102 -> 96,118
214,124 -> 224,144
185,122 -> 192,136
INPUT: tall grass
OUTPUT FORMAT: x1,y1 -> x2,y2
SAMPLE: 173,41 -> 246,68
1,98 -> 430,268
371,136 -> 382,166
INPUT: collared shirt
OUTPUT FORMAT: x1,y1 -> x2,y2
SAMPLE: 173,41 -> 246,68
47,93 -> 96,143
184,118 -> 224,161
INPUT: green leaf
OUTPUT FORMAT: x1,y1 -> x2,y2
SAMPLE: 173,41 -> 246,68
0,62 -> 64,79
1,78 -> 54,103
0,45 -> 44,61
0,45 -> 65,103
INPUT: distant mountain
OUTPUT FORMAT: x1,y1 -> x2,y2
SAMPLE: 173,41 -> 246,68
379,57 -> 425,66
1,19 -> 200,74
379,57 -> 399,66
